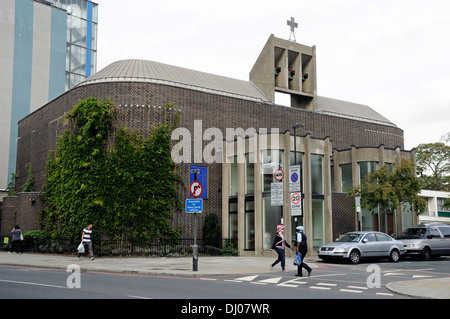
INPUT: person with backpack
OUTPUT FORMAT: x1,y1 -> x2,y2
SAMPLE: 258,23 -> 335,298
295,226 -> 312,277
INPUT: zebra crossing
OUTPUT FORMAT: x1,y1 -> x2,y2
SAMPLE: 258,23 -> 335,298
201,273 -> 398,297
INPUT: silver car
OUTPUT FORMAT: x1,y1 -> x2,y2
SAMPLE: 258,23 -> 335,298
318,231 -> 405,264
398,223 -> 450,261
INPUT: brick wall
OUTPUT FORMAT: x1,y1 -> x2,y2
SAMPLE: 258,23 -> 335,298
332,193 -> 357,239
0,193 -> 43,236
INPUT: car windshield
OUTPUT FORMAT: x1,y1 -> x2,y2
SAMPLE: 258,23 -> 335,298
398,227 -> 427,239
336,233 -> 363,243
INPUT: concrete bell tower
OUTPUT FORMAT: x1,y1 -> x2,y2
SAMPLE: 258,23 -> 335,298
250,34 -> 317,110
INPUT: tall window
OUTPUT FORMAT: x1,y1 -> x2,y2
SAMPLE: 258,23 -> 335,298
359,162 -> 378,184
262,197 -> 282,250
312,199 -> 324,251
261,150 -> 283,192
245,199 -> 255,250
261,150 -> 284,250
340,164 -> 352,192
229,200 -> 238,247
360,162 -> 379,232
229,156 -> 238,196
245,153 -> 254,194
311,154 -> 323,195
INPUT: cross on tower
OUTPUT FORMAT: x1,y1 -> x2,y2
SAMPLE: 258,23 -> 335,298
287,17 -> 298,42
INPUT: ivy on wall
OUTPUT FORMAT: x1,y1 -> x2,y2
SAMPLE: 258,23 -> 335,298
42,98 -> 182,242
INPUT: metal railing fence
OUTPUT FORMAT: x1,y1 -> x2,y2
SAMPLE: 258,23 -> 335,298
1,236 -> 239,257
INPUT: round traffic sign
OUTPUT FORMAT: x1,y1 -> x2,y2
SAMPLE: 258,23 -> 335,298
274,169 -> 284,181
291,193 -> 301,205
190,181 -> 203,198
291,172 -> 298,183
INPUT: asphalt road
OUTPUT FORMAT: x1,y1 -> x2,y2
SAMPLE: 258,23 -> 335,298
1,257 -> 448,300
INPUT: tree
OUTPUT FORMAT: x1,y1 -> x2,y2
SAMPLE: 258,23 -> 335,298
348,159 -> 427,216
415,142 -> 450,191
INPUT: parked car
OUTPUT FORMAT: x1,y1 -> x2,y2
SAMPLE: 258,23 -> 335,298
318,231 -> 405,264
397,223 -> 450,261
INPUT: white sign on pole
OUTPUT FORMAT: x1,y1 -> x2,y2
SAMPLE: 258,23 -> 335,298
355,196 -> 361,213
271,182 -> 284,206
290,192 -> 302,216
289,165 -> 301,193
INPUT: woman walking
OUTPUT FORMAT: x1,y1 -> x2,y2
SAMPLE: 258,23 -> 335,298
270,225 -> 292,272
9,225 -> 23,254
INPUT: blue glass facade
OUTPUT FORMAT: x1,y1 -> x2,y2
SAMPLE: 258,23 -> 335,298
0,0 -> 98,189
52,0 -> 98,89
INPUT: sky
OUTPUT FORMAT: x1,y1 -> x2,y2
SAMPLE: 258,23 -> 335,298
93,0 -> 450,150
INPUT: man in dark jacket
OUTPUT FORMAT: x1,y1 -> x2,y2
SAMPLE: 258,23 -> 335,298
295,226 -> 312,277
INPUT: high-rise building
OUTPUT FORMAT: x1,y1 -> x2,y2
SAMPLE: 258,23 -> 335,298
0,0 -> 98,189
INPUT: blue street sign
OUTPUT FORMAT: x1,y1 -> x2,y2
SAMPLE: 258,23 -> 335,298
189,165 -> 208,199
185,199 -> 203,213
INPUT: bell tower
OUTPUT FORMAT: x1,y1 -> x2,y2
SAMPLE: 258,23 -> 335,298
250,33 -> 317,110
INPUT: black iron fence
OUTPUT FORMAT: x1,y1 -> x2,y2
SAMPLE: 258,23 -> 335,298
1,235 -> 239,257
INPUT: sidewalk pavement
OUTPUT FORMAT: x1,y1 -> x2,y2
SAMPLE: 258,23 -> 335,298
1,251 -> 449,299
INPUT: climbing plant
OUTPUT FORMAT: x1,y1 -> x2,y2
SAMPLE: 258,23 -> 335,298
22,163 -> 35,192
42,98 -> 182,243
43,97 -> 112,238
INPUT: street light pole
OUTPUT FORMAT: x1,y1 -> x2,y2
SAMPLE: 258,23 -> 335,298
292,123 -> 304,229
292,123 -> 304,165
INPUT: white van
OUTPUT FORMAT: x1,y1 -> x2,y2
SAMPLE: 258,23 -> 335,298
398,223 -> 450,261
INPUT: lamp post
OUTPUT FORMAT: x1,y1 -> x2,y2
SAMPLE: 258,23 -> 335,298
292,123 -> 304,230
292,123 -> 304,165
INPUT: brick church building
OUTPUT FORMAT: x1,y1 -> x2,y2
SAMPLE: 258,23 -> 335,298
2,34 -> 416,256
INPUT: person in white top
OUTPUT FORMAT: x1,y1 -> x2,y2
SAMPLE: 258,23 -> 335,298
295,226 -> 312,277
77,223 -> 94,260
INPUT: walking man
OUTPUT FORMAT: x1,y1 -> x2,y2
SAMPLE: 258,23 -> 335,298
77,223 -> 94,260
295,226 -> 312,277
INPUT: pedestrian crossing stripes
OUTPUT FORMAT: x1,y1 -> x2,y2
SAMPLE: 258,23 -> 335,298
201,274 -> 395,297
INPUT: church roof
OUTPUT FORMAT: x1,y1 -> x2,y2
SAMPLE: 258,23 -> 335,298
79,59 -> 396,127
316,96 -> 396,127
78,59 -> 272,103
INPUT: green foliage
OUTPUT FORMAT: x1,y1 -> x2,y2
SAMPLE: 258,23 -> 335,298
23,230 -> 50,243
42,98 -> 181,243
416,142 -> 450,191
202,212 -> 222,247
348,159 -> 426,216
43,98 -> 112,238
7,173 -> 18,196
221,239 -> 239,256
103,125 -> 182,242
21,163 -> 35,192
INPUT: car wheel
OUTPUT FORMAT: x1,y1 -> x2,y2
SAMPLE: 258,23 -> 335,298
349,249 -> 360,264
389,249 -> 400,262
422,247 -> 432,261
